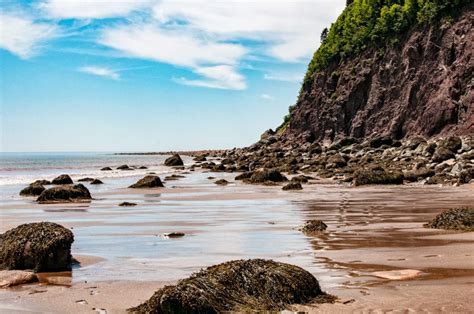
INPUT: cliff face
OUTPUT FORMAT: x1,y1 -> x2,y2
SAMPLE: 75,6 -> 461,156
284,5 -> 473,143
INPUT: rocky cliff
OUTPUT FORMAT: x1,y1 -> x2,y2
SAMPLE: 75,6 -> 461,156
283,3 -> 473,144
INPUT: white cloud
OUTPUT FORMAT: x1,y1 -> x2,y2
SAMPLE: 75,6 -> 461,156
176,65 -> 246,90
264,73 -> 302,83
38,0 -> 152,19
261,94 -> 274,100
0,13 -> 58,59
78,66 -> 120,80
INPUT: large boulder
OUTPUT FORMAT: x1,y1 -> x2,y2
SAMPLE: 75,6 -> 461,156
247,169 -> 288,184
424,207 -> 473,231
164,154 -> 184,167
0,222 -> 74,272
353,167 -> 404,186
129,259 -> 331,313
51,174 -> 73,185
129,176 -> 164,188
19,183 -> 45,196
36,184 -> 91,203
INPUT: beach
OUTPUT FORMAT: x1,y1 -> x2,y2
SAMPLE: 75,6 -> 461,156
0,155 -> 473,313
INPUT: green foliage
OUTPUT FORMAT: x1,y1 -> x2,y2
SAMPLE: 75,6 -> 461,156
304,0 -> 469,84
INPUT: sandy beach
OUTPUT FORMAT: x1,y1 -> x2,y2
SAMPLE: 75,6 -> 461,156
0,167 -> 473,313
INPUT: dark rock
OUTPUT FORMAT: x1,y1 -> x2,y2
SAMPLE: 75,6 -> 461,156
51,174 -> 73,185
300,220 -> 328,233
117,165 -> 132,170
369,136 -> 393,148
458,168 -> 474,184
163,232 -> 185,238
215,179 -> 229,186
432,147 -> 455,162
78,177 -> 94,182
247,169 -> 288,184
129,259 -> 332,313
129,176 -> 164,188
0,222 -> 74,272
90,179 -> 103,185
164,154 -> 184,167
424,207 -> 473,231
36,184 -> 91,203
353,168 -> 404,186
235,172 -> 253,181
139,166 -> 148,169
119,202 -> 137,207
31,180 -> 51,185
291,175 -> 313,183
282,182 -> 303,191
193,155 -> 207,162
101,167 -> 112,171
404,168 -> 435,182
19,183 -> 45,196
164,174 -> 185,181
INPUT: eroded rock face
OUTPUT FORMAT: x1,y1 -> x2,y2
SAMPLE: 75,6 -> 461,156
51,174 -> 73,185
129,259 -> 331,313
0,222 -> 74,272
129,176 -> 164,188
164,154 -> 184,167
284,6 -> 473,143
425,207 -> 474,231
36,184 -> 91,203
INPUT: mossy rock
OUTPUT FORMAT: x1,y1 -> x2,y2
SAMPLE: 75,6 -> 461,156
129,259 -> 333,313
0,222 -> 74,272
424,208 -> 474,231
129,176 -> 164,188
214,179 -> 229,185
90,179 -> 103,185
36,184 -> 91,203
235,171 -> 253,181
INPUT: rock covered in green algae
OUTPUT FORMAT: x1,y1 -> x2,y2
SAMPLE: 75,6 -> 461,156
36,184 -> 91,203
300,220 -> 328,233
129,176 -> 164,188
424,208 -> 474,231
129,259 -> 333,313
214,179 -> 229,185
0,222 -> 74,272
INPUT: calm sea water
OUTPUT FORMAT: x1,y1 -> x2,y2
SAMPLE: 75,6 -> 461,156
0,152 -> 188,187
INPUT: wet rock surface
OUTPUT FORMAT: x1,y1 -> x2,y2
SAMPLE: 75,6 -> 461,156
129,259 -> 333,313
164,154 -> 184,167
0,222 -> 74,272
19,183 -> 45,196
425,207 -> 474,231
129,176 -> 164,188
300,220 -> 328,233
51,174 -> 73,185
36,184 -> 91,203
214,179 -> 229,185
282,182 -> 303,191
119,202 -> 137,207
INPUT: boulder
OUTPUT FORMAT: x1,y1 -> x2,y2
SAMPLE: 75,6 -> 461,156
51,174 -> 73,185
247,169 -> 288,184
164,154 -> 184,167
193,155 -> 207,162
215,179 -> 229,186
353,168 -> 404,186
300,220 -> 328,233
129,176 -> 164,188
36,184 -> 91,203
31,180 -> 51,185
129,259 -> 331,313
0,222 -> 74,272
282,182 -> 303,191
78,177 -> 94,182
90,179 -> 103,185
19,183 -> 45,196
119,202 -> 137,207
117,165 -> 132,170
101,167 -> 112,171
424,207 -> 473,231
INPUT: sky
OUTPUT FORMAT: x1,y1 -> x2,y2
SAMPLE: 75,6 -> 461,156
0,0 -> 346,152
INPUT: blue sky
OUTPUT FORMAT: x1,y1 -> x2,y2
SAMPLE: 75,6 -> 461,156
0,0 -> 345,152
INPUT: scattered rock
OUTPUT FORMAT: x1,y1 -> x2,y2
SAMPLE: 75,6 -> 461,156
119,202 -> 137,207
139,166 -> 148,169
247,169 -> 288,184
51,174 -> 73,185
282,182 -> 303,191
101,167 -> 112,171
19,183 -> 45,196
353,168 -> 404,186
164,154 -> 184,167
117,165 -> 132,170
78,177 -> 94,182
0,222 -> 74,272
235,172 -> 253,181
163,232 -> 185,238
164,174 -> 185,181
128,259 -> 333,313
0,270 -> 38,288
300,220 -> 328,233
424,207 -> 474,231
215,179 -> 229,185
129,176 -> 164,188
36,184 -> 91,203
90,179 -> 103,185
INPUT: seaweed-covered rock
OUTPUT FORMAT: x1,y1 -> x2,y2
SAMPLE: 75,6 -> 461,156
424,208 -> 474,231
31,180 -> 51,185
404,168 -> 435,182
247,169 -> 288,184
0,222 -> 74,272
90,179 -> 103,185
353,168 -> 404,186
282,182 -> 303,191
129,259 -> 331,313
164,174 -> 185,181
36,184 -> 91,203
193,155 -> 207,162
51,174 -> 73,185
300,220 -> 328,233
326,154 -> 347,168
164,154 -> 184,167
19,183 -> 45,196
215,179 -> 229,186
438,136 -> 462,152
129,176 -> 164,188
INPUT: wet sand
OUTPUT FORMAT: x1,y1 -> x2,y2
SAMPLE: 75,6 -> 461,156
0,170 -> 473,313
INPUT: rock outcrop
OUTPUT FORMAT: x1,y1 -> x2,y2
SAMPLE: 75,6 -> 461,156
36,184 -> 91,203
164,154 -> 184,167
